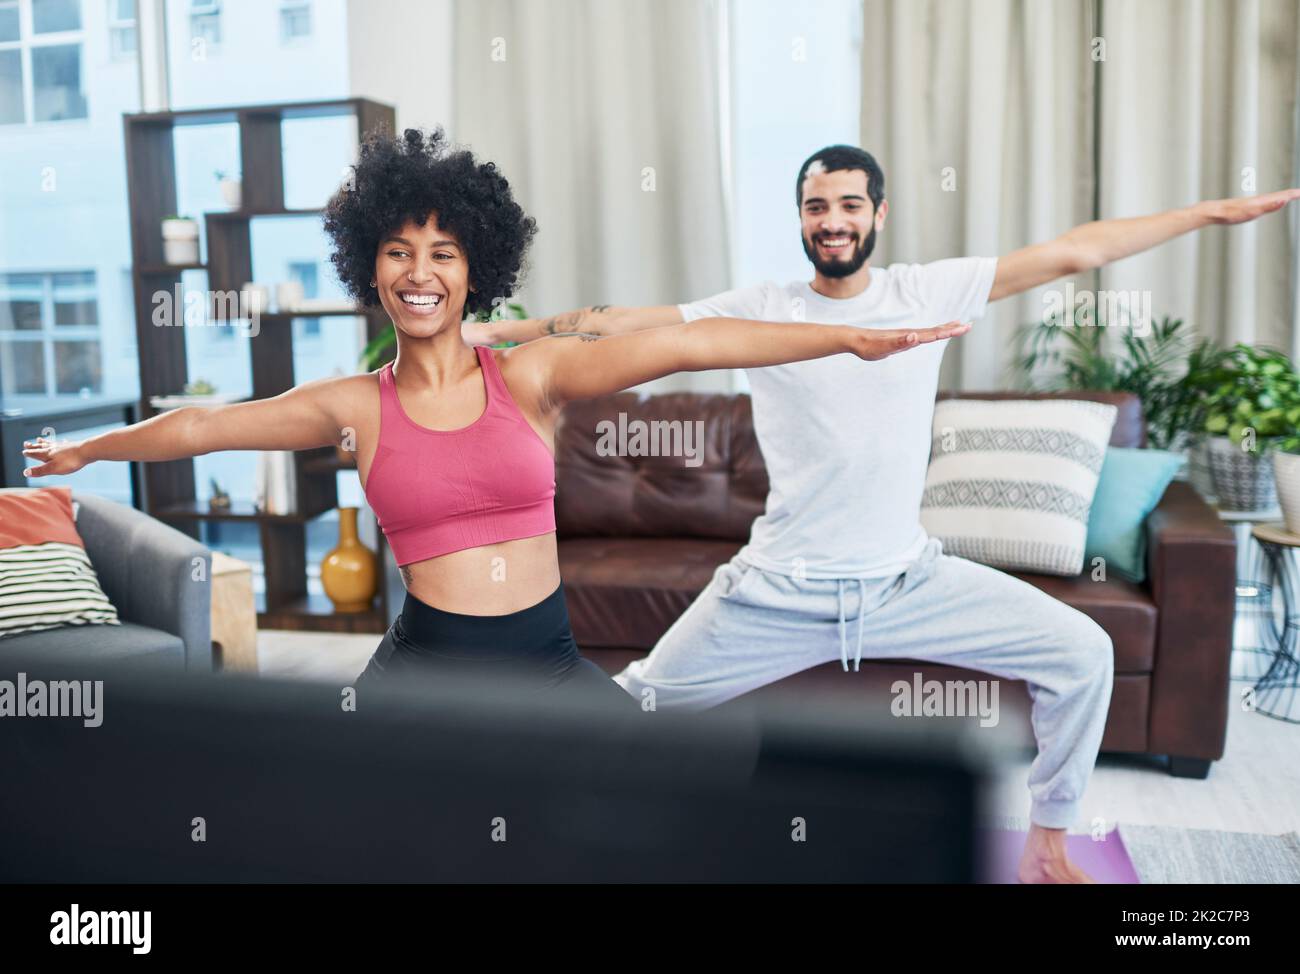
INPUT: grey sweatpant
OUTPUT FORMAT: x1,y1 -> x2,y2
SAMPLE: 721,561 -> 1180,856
613,536 -> 1114,830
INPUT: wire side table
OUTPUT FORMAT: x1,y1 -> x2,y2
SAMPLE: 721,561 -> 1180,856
1218,507 -> 1284,681
1248,523 -> 1300,723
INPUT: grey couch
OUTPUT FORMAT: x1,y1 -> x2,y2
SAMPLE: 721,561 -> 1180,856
0,490 -> 212,670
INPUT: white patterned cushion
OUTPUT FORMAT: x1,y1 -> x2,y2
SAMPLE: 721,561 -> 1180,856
0,542 -> 120,638
920,399 -> 1118,576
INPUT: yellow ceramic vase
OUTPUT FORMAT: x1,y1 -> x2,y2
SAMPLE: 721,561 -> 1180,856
320,506 -> 377,613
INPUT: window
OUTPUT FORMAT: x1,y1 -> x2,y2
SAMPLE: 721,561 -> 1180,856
166,0 -> 347,109
31,0 -> 78,33
0,271 -> 103,397
288,260 -> 320,337
280,0 -> 310,43
190,0 -> 219,49
0,273 -> 43,331
31,42 -> 82,119
0,2 -> 18,41
725,0 -> 861,393
0,48 -> 22,123
287,261 -> 319,299
0,0 -> 137,427
108,0 -> 136,58
0,0 -> 87,124
52,269 -> 96,325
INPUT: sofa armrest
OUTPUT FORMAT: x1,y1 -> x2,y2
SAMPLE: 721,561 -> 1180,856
1143,480 -> 1236,760
72,491 -> 214,671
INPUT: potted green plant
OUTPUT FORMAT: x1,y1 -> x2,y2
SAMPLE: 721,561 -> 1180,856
1013,310 -> 1228,497
208,476 -> 231,511
356,300 -> 529,372
1167,339 -> 1233,501
1185,343 -> 1300,512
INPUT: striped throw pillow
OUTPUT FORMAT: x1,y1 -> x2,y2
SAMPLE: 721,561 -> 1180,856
920,399 -> 1118,576
0,487 -> 120,639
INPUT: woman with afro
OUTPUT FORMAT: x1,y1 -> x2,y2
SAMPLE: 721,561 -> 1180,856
22,128 -> 968,702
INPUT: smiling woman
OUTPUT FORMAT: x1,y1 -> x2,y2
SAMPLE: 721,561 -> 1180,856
319,127 -> 602,696
322,127 -> 536,320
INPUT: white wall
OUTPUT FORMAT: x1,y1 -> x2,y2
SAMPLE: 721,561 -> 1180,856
345,0 -> 453,134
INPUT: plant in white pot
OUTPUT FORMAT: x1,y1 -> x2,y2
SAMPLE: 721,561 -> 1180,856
215,169 -> 242,209
1273,430 -> 1300,534
1187,343 -> 1300,512
161,215 -> 199,265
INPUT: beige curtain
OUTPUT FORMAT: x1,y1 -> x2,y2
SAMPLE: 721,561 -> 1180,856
861,0 -> 1300,388
1097,0 -> 1300,359
452,0 -> 731,359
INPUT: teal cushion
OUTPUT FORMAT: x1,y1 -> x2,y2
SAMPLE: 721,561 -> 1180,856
1084,447 -> 1185,584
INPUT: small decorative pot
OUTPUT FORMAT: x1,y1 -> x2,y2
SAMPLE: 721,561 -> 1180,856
1206,435 -> 1278,512
219,177 -> 242,209
321,507 -> 377,613
1274,451 -> 1300,534
254,450 -> 297,515
161,218 -> 199,265
241,282 -> 270,315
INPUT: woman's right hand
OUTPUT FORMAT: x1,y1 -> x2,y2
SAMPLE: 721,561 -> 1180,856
21,437 -> 91,478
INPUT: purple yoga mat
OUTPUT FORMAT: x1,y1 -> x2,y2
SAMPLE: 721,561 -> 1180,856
977,826 -> 1141,883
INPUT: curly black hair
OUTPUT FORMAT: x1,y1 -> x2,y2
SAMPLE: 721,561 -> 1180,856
323,127 -> 537,318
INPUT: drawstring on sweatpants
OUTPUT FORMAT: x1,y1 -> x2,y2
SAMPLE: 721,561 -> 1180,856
836,579 -> 869,672
837,580 -> 847,671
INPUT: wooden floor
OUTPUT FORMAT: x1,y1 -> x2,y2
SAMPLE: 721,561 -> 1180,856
984,701 -> 1300,836
257,628 -> 1300,837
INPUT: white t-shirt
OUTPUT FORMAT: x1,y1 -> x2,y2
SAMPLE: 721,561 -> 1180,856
679,257 -> 998,579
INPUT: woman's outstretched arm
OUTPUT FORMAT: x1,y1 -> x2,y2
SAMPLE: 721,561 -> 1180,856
521,316 -> 970,410
21,377 -> 345,478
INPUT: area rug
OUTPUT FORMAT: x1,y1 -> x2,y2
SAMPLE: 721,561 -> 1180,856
977,818 -> 1300,883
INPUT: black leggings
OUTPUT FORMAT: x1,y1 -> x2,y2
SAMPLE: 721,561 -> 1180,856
356,582 -> 634,707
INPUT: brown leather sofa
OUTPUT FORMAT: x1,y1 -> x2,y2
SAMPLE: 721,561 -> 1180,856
555,389 -> 1237,779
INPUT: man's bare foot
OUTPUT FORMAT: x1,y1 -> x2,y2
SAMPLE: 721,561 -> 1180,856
1016,824 -> 1096,884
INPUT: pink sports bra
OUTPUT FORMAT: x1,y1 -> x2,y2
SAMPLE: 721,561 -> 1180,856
363,344 -> 557,567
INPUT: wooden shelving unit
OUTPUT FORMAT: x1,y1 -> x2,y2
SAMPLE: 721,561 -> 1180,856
122,98 -> 399,635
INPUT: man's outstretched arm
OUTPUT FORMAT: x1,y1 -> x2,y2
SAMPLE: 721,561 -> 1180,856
464,304 -> 684,345
988,188 -> 1300,303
